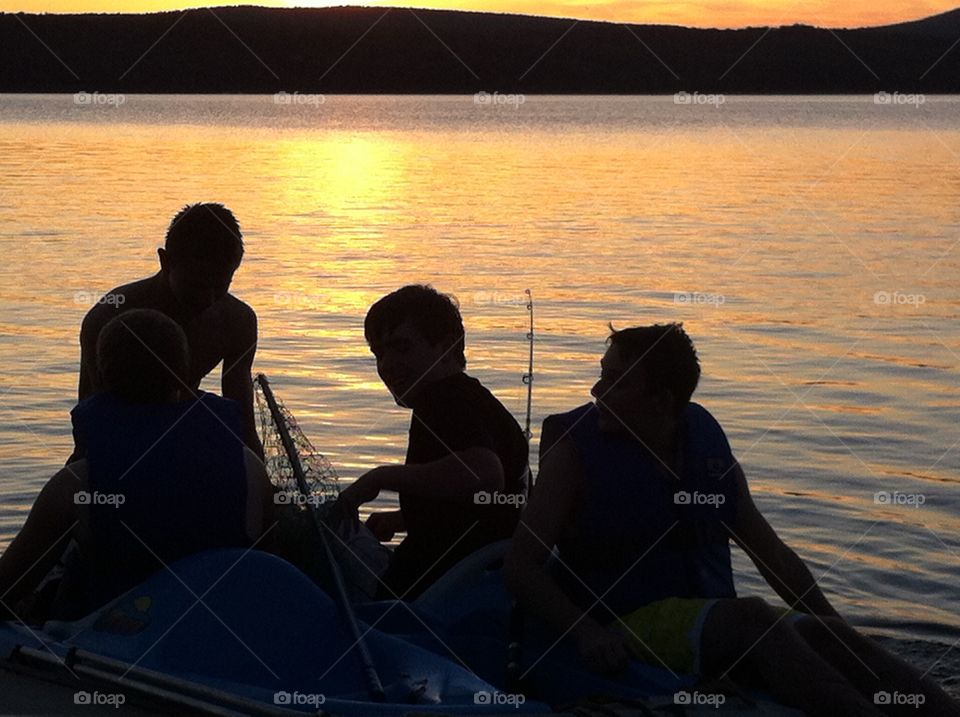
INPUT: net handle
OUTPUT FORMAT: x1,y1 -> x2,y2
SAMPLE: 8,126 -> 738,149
255,374 -> 385,703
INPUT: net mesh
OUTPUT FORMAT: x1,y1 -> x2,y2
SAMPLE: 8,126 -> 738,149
253,375 -> 345,593
254,375 -> 339,513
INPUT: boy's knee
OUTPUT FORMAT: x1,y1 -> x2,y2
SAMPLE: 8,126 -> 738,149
711,597 -> 786,643
795,614 -> 864,647
737,596 -> 782,627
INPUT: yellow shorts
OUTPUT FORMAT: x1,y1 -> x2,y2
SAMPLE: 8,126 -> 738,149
615,597 -> 719,674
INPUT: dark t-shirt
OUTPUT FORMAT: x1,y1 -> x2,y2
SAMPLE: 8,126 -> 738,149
379,372 -> 529,600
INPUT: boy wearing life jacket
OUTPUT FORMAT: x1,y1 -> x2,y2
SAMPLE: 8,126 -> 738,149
74,202 -> 262,459
336,285 -> 529,601
0,310 -> 274,620
506,324 -> 959,717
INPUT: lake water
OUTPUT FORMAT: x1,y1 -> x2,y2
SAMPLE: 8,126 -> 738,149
0,94 -> 957,690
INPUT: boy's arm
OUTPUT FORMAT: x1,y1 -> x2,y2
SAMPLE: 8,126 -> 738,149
336,446 -> 504,521
504,426 -> 631,674
77,306 -> 106,403
337,395 -> 512,517
222,303 -> 263,459
70,309 -> 107,465
243,448 -> 278,552
0,465 -> 82,618
728,461 -> 840,617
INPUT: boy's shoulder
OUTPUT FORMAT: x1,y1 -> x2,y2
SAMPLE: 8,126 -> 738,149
218,292 -> 257,328
80,277 -> 156,334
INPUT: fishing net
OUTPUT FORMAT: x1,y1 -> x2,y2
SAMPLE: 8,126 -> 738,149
254,375 -> 339,510
253,375 -> 344,591
253,374 -> 388,601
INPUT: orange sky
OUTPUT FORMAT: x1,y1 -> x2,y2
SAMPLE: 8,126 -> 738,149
0,0 -> 956,28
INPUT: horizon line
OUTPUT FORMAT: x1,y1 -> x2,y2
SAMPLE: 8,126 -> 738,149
0,3 -> 952,32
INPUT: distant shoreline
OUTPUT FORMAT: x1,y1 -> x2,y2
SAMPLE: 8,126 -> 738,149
0,3 -> 944,32
3,5 -> 960,94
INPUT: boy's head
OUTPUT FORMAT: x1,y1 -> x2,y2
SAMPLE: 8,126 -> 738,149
364,285 -> 466,405
591,323 -> 700,435
97,309 -> 189,403
158,203 -> 243,315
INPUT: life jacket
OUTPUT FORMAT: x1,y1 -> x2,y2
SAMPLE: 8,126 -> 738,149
549,402 -> 738,622
66,391 -> 250,614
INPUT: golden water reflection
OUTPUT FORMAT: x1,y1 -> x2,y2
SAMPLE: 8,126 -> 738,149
1,97 -> 958,635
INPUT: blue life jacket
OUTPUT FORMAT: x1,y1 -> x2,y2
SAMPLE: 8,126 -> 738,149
549,402 -> 738,622
68,391 -> 250,612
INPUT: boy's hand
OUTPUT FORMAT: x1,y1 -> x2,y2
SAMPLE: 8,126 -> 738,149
335,469 -> 386,526
366,510 -> 404,542
574,623 -> 633,674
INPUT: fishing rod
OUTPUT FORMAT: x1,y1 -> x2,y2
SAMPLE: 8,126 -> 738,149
507,289 -> 534,695
522,288 -> 534,444
255,374 -> 385,703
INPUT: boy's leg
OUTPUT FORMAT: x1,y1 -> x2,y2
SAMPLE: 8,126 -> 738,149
701,597 -> 882,717
793,615 -> 960,716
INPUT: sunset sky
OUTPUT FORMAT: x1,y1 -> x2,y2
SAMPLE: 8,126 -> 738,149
1,0 -> 957,29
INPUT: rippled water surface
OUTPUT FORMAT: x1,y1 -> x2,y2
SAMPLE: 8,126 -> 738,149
0,95 -> 957,680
